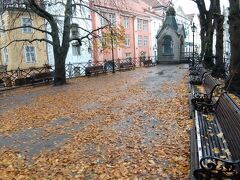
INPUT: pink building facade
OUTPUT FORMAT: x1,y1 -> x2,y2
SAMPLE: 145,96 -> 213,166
91,0 -> 153,62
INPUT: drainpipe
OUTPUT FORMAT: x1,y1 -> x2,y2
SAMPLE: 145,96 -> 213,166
133,16 -> 136,62
44,19 -> 50,66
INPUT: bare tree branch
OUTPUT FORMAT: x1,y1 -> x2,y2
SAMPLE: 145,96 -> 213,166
0,25 -> 51,34
73,3 -> 111,25
0,38 -> 53,50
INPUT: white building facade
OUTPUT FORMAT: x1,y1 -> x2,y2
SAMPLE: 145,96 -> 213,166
46,0 -> 92,66
147,13 -> 164,61
175,6 -> 201,56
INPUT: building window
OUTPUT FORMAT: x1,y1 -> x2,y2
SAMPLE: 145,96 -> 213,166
22,17 -> 33,33
72,42 -> 81,56
126,52 -> 131,58
138,35 -> 142,47
163,36 -> 173,55
143,20 -> 148,31
102,32 -> 107,48
101,12 -> 108,26
25,46 -> 36,63
71,23 -> 79,37
125,35 -> 130,47
124,16 -> 129,29
101,13 -> 116,27
144,36 -> 148,47
2,47 -> 8,64
109,13 -> 116,26
137,19 -> 142,31
0,19 -> 5,35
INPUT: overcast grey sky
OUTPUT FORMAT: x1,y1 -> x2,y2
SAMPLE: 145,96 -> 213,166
173,0 -> 229,14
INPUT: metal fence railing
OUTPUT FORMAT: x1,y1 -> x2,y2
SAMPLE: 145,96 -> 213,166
0,56 -> 157,90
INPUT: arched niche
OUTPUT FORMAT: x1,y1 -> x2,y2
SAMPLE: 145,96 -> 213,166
162,35 -> 173,55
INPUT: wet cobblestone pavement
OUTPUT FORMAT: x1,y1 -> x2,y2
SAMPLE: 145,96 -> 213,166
0,64 -> 192,179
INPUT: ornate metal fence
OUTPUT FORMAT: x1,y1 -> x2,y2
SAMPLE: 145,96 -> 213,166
0,65 -> 52,88
0,56 -> 157,90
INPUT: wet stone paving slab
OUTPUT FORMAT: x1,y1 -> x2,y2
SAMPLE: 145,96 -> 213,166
0,64 -> 192,179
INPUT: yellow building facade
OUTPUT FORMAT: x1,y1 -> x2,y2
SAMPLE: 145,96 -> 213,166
0,9 -> 48,71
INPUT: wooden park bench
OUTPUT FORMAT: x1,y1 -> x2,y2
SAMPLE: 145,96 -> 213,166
190,68 -> 208,86
191,92 -> 240,179
142,59 -> 154,67
30,72 -> 53,85
15,77 -> 32,86
191,74 -> 222,114
85,65 -> 106,76
119,62 -> 135,71
189,63 -> 203,76
0,79 -> 4,87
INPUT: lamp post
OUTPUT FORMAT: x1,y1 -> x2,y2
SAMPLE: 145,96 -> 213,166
110,28 -> 115,73
153,44 -> 157,62
191,22 -> 196,67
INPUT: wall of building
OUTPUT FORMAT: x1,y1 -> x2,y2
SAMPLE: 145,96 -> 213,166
174,6 -> 201,55
150,16 -> 163,61
157,28 -> 181,63
91,0 -> 153,62
0,11 -> 48,71
46,0 -> 92,65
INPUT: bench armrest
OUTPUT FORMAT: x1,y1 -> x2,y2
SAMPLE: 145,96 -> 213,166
194,156 -> 240,179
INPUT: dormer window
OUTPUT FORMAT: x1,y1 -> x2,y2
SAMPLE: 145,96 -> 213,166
71,23 -> 79,37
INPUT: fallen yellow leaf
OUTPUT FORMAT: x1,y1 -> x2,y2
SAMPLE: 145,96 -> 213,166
212,147 -> 220,154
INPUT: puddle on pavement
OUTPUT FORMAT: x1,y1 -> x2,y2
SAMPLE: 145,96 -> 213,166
0,127 -> 71,159
0,115 -> 105,159
81,102 -> 102,110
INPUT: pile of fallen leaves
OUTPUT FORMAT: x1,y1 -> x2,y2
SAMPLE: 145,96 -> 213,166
229,93 -> 240,106
0,67 -> 192,179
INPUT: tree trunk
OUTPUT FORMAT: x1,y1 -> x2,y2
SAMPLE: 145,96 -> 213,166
212,0 -> 225,77
52,37 -> 69,85
199,16 -> 206,61
227,0 -> 240,93
194,0 -> 215,68
203,12 -> 215,69
54,53 -> 67,85
52,0 -> 72,86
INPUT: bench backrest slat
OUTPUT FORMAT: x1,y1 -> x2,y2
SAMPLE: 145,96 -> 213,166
202,75 -> 221,95
215,93 -> 240,160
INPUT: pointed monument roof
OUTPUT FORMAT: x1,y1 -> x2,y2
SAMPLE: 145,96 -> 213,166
163,6 -> 178,31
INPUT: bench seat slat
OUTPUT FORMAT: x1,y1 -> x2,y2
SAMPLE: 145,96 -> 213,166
215,94 -> 240,160
197,112 -> 230,160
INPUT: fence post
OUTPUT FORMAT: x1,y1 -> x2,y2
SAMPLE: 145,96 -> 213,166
68,62 -> 72,78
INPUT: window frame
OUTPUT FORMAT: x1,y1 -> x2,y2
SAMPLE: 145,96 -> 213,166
24,45 -> 37,63
101,32 -> 107,48
22,17 -> 33,34
143,20 -> 148,31
137,19 -> 142,31
2,47 -> 9,64
72,42 -> 81,56
101,12 -> 108,27
144,36 -> 148,47
109,13 -> 116,27
124,16 -> 129,29
125,34 -> 130,47
71,23 -> 79,37
138,35 -> 142,47
0,18 -> 6,36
